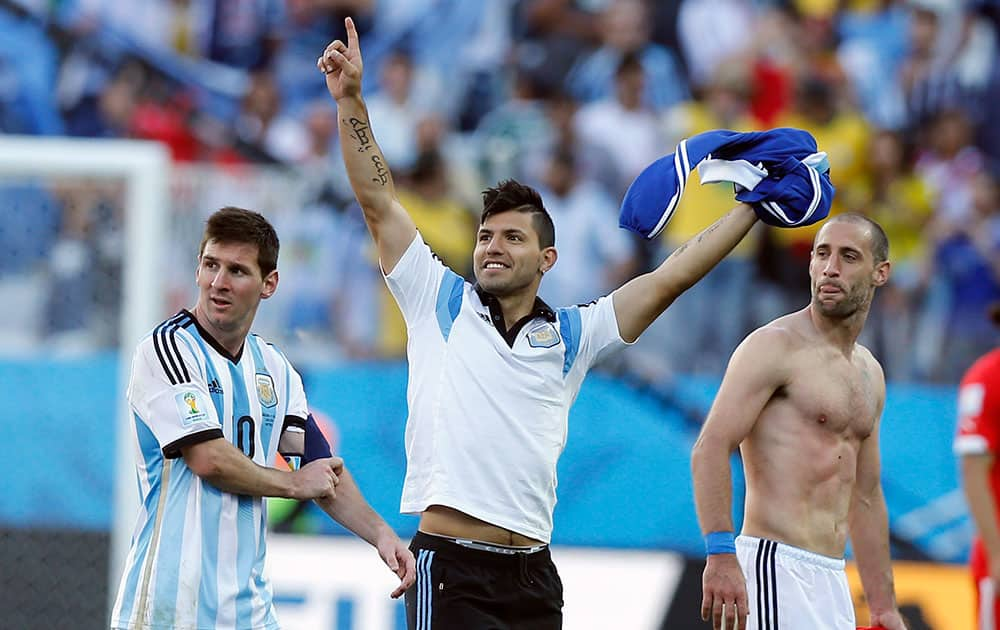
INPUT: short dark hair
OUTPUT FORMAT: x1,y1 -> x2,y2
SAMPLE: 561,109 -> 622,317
199,207 -> 280,276
480,180 -> 555,249
827,213 -> 889,264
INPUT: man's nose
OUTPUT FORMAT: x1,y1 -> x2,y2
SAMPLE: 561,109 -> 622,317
210,270 -> 228,288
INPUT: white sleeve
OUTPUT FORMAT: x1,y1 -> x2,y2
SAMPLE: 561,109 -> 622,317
562,295 -> 631,377
383,231 -> 459,326
284,362 -> 308,422
127,335 -> 223,459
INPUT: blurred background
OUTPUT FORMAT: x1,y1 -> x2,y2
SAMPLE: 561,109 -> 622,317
0,0 -> 995,627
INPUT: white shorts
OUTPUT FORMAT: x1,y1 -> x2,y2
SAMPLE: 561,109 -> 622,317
735,535 -> 855,630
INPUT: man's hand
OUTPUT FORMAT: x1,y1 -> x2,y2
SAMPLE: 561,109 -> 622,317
869,610 -> 908,630
375,530 -> 416,598
701,554 -> 749,630
290,456 -> 343,500
317,17 -> 363,101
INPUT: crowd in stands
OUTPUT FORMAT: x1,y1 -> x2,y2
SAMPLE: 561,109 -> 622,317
2,0 -> 1000,385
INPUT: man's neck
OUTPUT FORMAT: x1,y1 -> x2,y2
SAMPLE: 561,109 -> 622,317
191,305 -> 247,358
806,304 -> 868,356
496,291 -> 541,330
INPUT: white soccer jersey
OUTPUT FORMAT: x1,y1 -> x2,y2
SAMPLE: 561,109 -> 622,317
385,233 -> 628,543
111,310 -> 308,630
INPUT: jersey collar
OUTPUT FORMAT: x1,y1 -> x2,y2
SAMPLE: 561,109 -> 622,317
182,308 -> 244,364
473,284 -> 556,348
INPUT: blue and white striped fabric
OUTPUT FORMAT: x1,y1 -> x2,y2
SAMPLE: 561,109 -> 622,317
413,549 -> 436,629
111,310 -> 309,630
619,128 -> 835,238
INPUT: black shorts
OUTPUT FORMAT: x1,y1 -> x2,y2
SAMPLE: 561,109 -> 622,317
404,531 -> 564,630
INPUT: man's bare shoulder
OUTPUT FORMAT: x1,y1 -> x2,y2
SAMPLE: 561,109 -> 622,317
740,310 -> 811,354
854,342 -> 887,392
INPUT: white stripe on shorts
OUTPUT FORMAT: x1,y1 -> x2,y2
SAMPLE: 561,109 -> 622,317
416,549 -> 435,630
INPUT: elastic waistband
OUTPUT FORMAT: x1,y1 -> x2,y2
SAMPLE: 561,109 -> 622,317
412,531 -> 551,567
737,535 -> 845,570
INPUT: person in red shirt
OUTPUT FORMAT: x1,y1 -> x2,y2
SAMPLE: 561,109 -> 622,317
956,309 -> 1000,629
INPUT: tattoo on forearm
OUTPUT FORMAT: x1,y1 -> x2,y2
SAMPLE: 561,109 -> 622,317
694,217 -> 724,246
346,117 -> 373,152
370,155 -> 389,186
344,116 -> 390,186
669,215 -> 725,259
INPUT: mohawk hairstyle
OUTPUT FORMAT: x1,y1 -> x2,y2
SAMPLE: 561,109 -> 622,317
480,180 -> 555,248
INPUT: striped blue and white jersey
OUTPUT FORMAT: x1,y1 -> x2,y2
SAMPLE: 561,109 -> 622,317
111,310 -> 308,630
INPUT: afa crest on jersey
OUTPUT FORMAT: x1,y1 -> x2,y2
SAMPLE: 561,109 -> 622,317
527,323 -> 561,348
256,374 -> 277,408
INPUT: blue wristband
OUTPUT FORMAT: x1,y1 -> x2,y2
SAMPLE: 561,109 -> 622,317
705,531 -> 736,555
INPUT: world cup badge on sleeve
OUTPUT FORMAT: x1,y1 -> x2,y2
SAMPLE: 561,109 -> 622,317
255,374 -> 277,408
176,390 -> 209,426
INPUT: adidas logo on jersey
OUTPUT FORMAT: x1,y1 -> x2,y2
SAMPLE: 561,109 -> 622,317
207,378 -> 223,395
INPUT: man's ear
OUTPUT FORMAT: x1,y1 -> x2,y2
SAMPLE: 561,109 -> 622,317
261,270 -> 279,299
540,247 -> 557,274
872,260 -> 891,287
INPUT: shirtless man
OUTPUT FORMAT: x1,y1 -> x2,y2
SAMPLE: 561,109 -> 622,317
691,214 -> 907,630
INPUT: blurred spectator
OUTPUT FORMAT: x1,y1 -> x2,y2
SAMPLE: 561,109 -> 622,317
565,0 -> 689,111
835,0 -> 910,129
514,0 -> 601,85
915,107 -> 986,223
274,0 -> 375,112
662,58 -> 760,142
0,8 -> 64,134
474,53 -> 558,186
534,148 -> 636,308
42,180 -> 123,351
234,71 -> 308,163
573,52 -> 666,197
269,200 -> 381,361
924,172 -> 1000,379
203,0 -> 286,71
540,90 -> 620,195
364,49 -> 422,173
676,0 -> 755,91
848,129 -> 934,380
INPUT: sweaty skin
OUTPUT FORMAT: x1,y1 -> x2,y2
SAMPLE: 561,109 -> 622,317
693,218 -> 905,630
739,310 -> 882,558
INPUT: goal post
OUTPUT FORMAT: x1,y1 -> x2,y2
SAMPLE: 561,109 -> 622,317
0,135 -> 171,617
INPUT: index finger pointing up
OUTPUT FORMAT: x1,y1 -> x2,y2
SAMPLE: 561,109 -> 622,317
345,16 -> 359,51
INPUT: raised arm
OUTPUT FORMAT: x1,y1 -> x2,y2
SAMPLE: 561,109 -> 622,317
319,17 -> 416,272
848,362 -> 906,630
691,327 -> 789,630
314,466 -> 417,598
611,203 -> 756,343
